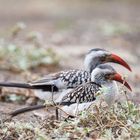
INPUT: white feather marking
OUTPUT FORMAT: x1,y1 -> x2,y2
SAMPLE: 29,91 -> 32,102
34,88 -> 73,102
98,81 -> 119,106
34,90 -> 53,100
60,101 -> 95,116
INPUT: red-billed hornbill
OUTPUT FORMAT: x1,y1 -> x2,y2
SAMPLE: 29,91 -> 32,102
10,64 -> 131,117
0,48 -> 131,101
58,64 -> 131,104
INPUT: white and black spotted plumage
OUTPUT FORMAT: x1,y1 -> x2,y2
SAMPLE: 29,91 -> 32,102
60,82 -> 100,104
30,70 -> 91,91
0,70 -> 91,92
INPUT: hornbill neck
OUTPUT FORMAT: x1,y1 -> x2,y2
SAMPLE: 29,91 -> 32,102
100,81 -> 119,106
84,56 -> 99,73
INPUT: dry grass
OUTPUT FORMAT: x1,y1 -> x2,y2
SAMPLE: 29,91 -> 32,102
0,100 -> 140,140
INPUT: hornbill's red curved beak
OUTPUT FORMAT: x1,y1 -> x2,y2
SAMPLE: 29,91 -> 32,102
109,73 -> 132,91
106,54 -> 132,72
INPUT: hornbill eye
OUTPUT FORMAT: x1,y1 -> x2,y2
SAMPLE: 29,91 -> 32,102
100,56 -> 106,62
105,73 -> 112,79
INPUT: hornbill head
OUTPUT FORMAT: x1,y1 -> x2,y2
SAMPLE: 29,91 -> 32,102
91,64 -> 132,91
106,72 -> 132,91
84,48 -> 132,73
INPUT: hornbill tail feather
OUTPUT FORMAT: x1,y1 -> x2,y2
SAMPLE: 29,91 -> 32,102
0,82 -> 32,89
0,82 -> 59,91
10,104 -> 46,117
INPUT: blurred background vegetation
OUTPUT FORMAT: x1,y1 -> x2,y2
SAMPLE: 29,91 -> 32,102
0,0 -> 139,70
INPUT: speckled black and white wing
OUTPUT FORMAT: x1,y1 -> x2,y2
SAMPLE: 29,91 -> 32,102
29,70 -> 91,91
59,82 -> 101,104
59,70 -> 91,88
